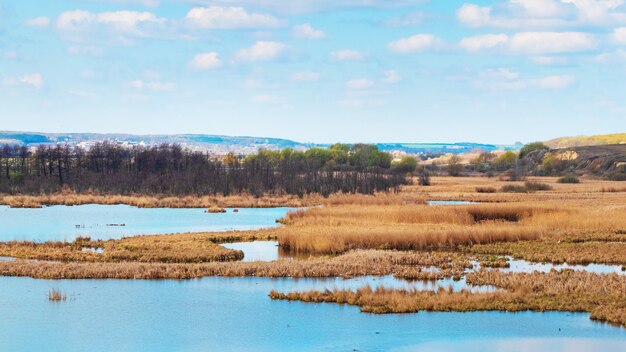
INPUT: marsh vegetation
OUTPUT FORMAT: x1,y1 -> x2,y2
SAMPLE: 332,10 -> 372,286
0,175 -> 624,328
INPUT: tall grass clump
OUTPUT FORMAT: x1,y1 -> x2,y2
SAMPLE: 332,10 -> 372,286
500,182 -> 551,193
523,182 -> 552,191
558,174 -> 580,184
500,184 -> 528,193
48,289 -> 66,302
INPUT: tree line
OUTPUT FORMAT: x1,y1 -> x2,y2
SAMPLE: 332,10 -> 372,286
0,142 -> 410,196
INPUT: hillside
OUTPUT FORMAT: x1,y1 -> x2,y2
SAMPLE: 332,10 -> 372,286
545,133 -> 626,149
0,131 -> 312,155
0,131 -> 519,155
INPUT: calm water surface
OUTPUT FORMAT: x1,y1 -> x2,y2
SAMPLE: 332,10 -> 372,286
0,276 -> 624,352
0,205 -> 291,242
1,205 -> 625,351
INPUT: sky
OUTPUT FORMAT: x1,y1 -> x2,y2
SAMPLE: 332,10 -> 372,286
0,0 -> 625,144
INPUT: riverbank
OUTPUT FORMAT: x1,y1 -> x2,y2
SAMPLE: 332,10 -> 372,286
0,193 -> 320,209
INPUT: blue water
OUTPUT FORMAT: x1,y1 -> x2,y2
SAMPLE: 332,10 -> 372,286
428,200 -> 476,206
1,205 -> 625,351
0,276 -> 624,352
0,205 -> 291,242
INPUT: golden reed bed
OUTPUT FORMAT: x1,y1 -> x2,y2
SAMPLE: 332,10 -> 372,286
271,269 -> 626,327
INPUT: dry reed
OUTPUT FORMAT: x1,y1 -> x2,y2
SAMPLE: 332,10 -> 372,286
48,288 -> 66,302
270,269 -> 626,327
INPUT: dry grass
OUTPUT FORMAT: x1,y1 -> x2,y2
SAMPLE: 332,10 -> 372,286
0,230 -> 279,263
0,192 -> 319,209
270,269 -> 626,327
278,178 -> 626,255
0,249 -> 469,280
412,176 -> 626,204
468,241 -> 626,265
278,204 -> 556,254
48,288 -> 66,302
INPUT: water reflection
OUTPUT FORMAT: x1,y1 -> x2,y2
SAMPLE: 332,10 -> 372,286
428,200 -> 476,206
0,205 -> 291,242
503,258 -> 626,276
0,277 -> 623,352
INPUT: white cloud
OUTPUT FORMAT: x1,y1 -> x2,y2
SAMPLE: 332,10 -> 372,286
234,41 -> 288,61
594,49 -> 626,63
508,32 -> 596,54
19,74 -> 44,89
537,74 -> 575,88
24,17 -> 51,27
130,80 -> 177,91
457,4 -> 492,28
330,50 -> 365,61
189,52 -> 223,69
346,78 -> 374,90
292,23 -> 325,39
56,10 -> 165,42
182,1 -> 429,15
96,11 -> 164,33
57,10 -> 96,32
472,70 -> 575,90
457,1 -> 626,29
459,34 -> 509,52
291,71 -> 321,82
186,6 -> 284,29
388,34 -> 438,53
460,32 -> 596,54
614,27 -> 626,44
381,70 -> 401,84
511,0 -> 568,17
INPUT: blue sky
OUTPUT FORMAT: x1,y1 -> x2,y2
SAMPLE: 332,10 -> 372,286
0,0 -> 625,144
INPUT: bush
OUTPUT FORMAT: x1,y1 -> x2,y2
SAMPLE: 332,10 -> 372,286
392,157 -> 417,173
447,155 -> 463,177
501,182 -> 552,193
475,187 -> 497,193
519,142 -> 549,159
501,185 -> 528,193
524,182 -> 552,191
418,171 -> 431,186
558,174 -> 580,184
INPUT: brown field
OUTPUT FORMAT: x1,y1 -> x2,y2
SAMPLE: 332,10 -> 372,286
270,269 -> 626,327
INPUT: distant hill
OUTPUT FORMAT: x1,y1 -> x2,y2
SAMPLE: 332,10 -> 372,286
545,133 -> 626,149
0,131 -> 521,155
0,131 -> 313,155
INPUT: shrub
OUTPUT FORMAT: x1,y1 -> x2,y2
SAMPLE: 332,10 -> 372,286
475,187 -> 497,193
519,142 -> 549,159
418,171 -> 431,186
558,174 -> 580,184
524,182 -> 552,191
447,156 -> 463,177
392,157 -> 417,173
501,185 -> 528,193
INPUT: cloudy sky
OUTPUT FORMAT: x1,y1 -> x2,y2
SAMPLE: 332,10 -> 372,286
1,0 -> 625,143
